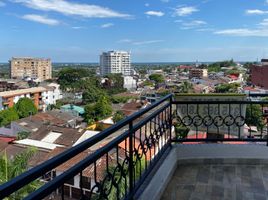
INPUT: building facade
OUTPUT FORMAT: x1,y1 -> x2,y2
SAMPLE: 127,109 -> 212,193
250,61 -> 268,89
0,85 -> 62,111
100,51 -> 131,76
189,69 -> 208,79
10,57 -> 52,81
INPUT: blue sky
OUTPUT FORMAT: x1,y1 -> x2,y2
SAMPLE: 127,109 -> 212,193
1,0 -> 268,62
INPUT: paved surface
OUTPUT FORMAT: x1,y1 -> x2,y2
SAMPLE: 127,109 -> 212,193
161,164 -> 268,200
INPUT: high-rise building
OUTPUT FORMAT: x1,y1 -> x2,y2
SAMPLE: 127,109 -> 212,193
100,51 -> 131,76
10,57 -> 52,81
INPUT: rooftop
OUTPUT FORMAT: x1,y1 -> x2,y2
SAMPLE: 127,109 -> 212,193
0,87 -> 47,98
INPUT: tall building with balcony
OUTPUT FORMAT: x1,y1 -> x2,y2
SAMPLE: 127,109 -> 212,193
100,51 -> 131,76
189,68 -> 208,79
10,57 -> 52,81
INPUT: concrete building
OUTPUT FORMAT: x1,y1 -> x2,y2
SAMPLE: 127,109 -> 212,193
250,60 -> 268,89
10,57 -> 52,81
123,76 -> 137,90
100,51 -> 131,76
189,69 -> 208,79
0,85 -> 62,111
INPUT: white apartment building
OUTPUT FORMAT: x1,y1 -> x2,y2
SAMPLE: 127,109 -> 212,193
100,51 -> 131,76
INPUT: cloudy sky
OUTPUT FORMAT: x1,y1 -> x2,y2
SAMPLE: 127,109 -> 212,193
1,0 -> 268,62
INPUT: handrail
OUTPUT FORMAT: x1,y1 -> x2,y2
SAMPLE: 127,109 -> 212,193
0,94 -> 172,199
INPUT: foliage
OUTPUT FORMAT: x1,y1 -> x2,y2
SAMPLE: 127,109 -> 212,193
95,123 -> 106,131
207,60 -> 236,72
112,111 -> 126,123
17,131 -> 30,140
111,96 -> 132,104
142,80 -> 154,87
174,124 -> 190,139
0,147 -> 42,199
245,104 -> 264,129
149,74 -> 164,84
15,98 -> 37,118
84,96 -> 113,122
103,74 -> 127,95
57,68 -> 95,91
178,81 -> 194,93
82,86 -> 107,104
215,83 -> 240,93
0,107 -> 19,127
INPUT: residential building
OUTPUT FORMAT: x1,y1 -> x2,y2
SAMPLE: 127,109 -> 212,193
0,85 -> 62,111
10,57 -> 52,81
189,68 -> 208,79
0,87 -> 46,110
250,60 -> 268,89
123,76 -> 137,90
100,51 -> 131,76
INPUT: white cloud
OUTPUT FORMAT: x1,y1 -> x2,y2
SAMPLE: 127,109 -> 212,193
215,18 -> 268,37
173,6 -> 199,17
246,9 -> 268,15
145,3 -> 149,7
22,14 -> 60,25
145,11 -> 164,17
101,23 -> 114,28
0,1 -> 6,7
117,39 -> 164,45
13,0 -> 130,18
71,26 -> 85,29
133,40 -> 164,45
182,20 -> 207,29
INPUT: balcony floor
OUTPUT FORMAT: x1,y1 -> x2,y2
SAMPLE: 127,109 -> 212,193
161,163 -> 268,200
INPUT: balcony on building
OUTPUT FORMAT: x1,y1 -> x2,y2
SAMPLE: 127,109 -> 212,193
1,93 -> 268,200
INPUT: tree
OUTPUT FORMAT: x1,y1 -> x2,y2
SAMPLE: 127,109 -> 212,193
0,107 -> 19,126
103,74 -> 126,95
215,83 -> 240,93
84,96 -> 113,122
245,104 -> 264,129
178,81 -> 194,93
0,148 -> 42,199
149,74 -> 164,84
112,111 -> 125,123
15,98 -> 37,118
82,86 -> 106,104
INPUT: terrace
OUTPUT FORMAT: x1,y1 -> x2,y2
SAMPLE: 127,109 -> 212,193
1,93 -> 268,200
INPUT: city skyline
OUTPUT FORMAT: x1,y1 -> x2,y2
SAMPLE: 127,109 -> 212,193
1,0 -> 268,62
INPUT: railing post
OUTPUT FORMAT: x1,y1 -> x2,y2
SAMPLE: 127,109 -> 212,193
128,121 -> 134,199
169,95 -> 173,145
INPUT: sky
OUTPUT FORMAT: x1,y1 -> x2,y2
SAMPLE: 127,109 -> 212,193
1,0 -> 268,62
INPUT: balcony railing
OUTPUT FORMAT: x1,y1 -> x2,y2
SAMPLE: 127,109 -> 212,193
1,93 -> 268,199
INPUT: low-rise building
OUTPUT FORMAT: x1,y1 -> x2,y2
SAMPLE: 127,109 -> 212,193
189,69 -> 208,79
0,84 -> 62,111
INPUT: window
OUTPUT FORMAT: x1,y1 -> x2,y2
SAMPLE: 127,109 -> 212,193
66,177 -> 74,186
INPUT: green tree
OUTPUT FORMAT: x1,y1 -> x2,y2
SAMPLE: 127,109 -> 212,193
149,74 -> 164,84
103,74 -> 126,95
245,104 -> 264,129
178,81 -> 194,93
0,148 -> 42,199
215,83 -> 240,93
84,96 -> 113,122
112,111 -> 125,123
15,98 -> 37,118
0,107 -> 19,126
82,86 -> 106,104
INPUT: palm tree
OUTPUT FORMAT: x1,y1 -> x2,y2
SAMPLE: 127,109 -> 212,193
0,147 -> 42,200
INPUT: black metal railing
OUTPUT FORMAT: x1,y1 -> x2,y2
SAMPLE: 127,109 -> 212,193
0,94 -> 173,200
172,94 -> 268,144
2,93 -> 268,199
